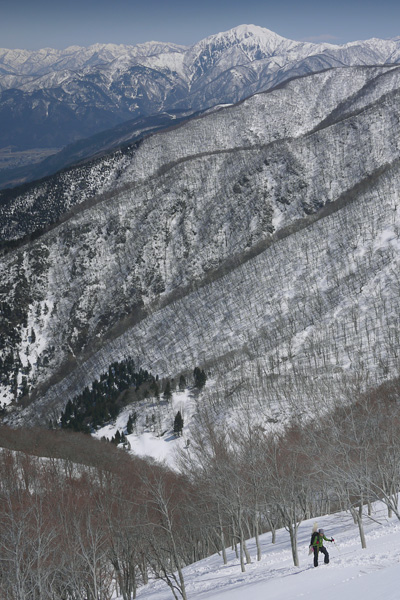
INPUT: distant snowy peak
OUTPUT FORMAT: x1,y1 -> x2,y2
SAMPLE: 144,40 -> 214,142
0,41 -> 187,77
200,24 -> 400,65
184,24 -> 338,83
189,24 -> 296,58
184,25 -> 287,83
129,41 -> 188,57
192,23 -> 335,57
205,24 -> 292,48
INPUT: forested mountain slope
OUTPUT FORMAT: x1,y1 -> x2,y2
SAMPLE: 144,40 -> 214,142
2,64 -> 400,427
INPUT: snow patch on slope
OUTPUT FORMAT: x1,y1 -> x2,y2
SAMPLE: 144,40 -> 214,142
93,387 -> 198,469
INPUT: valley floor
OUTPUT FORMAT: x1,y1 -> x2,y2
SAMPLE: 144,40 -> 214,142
132,501 -> 400,600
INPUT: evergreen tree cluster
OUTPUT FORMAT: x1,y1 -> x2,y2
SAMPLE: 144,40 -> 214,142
0,298 -> 26,390
108,430 -> 128,445
60,359 -> 152,433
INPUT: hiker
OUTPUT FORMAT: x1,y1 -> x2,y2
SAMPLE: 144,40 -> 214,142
310,528 -> 334,567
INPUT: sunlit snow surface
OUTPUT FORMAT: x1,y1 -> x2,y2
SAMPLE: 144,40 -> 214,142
93,388 -> 196,469
131,502 -> 400,600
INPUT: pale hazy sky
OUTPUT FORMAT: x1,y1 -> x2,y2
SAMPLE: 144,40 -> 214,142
2,0 -> 400,50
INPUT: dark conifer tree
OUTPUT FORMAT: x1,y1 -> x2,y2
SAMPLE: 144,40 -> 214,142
179,374 -> 186,391
193,367 -> 207,389
173,411 -> 184,436
127,414 -> 134,434
163,380 -> 172,402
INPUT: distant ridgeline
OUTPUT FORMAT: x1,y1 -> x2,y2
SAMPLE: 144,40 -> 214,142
59,358 -> 153,433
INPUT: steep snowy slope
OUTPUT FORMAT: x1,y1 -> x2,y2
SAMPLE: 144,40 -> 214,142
133,503 -> 400,600
2,64 -> 400,428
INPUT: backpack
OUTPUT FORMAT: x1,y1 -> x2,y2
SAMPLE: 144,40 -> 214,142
310,531 -> 318,546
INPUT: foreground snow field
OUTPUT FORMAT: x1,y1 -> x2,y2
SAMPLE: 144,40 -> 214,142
132,502 -> 400,600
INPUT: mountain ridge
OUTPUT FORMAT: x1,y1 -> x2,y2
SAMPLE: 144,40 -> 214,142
3,24 -> 400,188
2,64 -> 396,245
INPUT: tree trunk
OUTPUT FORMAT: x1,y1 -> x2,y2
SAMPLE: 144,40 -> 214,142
238,520 -> 246,572
243,537 -> 251,565
350,504 -> 367,549
254,516 -> 262,561
218,512 -> 228,565
231,518 -> 239,558
171,539 -> 187,600
287,523 -> 299,567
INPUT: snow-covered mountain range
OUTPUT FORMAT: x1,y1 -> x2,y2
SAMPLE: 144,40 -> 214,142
2,24 -> 400,187
2,62 -> 400,430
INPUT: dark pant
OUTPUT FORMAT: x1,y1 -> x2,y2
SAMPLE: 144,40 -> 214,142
313,546 -> 329,566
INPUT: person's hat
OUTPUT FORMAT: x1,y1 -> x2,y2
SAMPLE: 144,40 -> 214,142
318,529 -> 324,534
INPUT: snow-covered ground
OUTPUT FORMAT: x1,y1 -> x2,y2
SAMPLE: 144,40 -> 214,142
93,387 -> 197,469
133,502 -> 400,600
